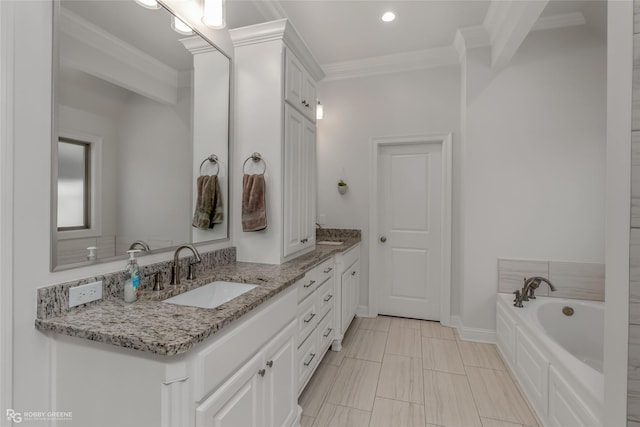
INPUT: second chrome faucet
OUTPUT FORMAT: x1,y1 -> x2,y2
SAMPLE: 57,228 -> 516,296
170,244 -> 202,285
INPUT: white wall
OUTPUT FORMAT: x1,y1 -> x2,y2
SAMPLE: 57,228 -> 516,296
116,86 -> 192,253
1,1 -> 234,421
316,66 -> 461,311
460,26 -> 606,331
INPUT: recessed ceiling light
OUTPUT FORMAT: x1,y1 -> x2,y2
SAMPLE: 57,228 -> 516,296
381,11 -> 396,23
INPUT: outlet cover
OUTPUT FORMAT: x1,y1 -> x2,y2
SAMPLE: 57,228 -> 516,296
69,281 -> 103,308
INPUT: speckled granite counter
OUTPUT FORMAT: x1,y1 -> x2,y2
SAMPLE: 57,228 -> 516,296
35,234 -> 360,356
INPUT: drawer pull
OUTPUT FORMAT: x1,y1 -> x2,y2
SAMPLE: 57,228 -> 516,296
304,280 -> 316,288
323,267 -> 333,273
303,353 -> 316,366
266,360 -> 273,368
323,328 -> 333,338
303,312 -> 316,323
258,369 -> 266,377
323,294 -> 333,302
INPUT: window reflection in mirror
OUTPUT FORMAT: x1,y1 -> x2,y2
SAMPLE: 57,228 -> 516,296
52,0 -> 230,270
57,138 -> 90,230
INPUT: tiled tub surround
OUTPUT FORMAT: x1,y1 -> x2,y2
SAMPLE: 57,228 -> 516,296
497,258 -> 605,301
35,235 -> 360,356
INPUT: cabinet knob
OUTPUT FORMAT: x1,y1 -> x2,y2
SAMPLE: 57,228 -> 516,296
258,369 -> 266,377
351,271 -> 356,276
380,236 -> 387,243
266,360 -> 273,368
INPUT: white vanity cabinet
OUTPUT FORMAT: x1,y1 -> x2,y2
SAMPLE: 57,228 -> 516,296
332,243 -> 361,351
50,286 -> 299,427
295,257 -> 336,394
230,20 -> 324,265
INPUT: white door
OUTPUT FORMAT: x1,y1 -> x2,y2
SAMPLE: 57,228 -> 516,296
376,142 -> 442,320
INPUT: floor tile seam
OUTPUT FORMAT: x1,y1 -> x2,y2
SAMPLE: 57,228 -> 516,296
372,394 -> 426,407
481,415 -> 536,427
498,364 -> 543,427
464,365 -> 538,427
423,367 -> 483,425
329,401 -> 374,415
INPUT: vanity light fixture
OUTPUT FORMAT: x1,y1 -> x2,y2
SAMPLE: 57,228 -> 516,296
134,0 -> 161,10
316,101 -> 324,120
381,11 -> 396,23
171,15 -> 194,35
202,0 -> 226,29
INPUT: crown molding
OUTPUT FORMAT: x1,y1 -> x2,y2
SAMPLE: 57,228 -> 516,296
532,12 -> 586,32
229,18 -> 324,81
60,8 -> 179,104
322,46 -> 459,82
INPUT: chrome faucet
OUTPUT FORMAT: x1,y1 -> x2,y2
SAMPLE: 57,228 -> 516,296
170,244 -> 202,285
513,276 -> 556,307
128,240 -> 151,252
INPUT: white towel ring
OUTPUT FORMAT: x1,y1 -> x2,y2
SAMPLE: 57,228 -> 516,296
243,152 -> 266,175
199,154 -> 219,176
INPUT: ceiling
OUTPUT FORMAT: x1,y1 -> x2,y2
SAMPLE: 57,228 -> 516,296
226,0 -> 606,67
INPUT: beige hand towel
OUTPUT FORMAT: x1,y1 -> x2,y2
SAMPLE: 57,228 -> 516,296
192,175 -> 224,230
242,174 -> 267,232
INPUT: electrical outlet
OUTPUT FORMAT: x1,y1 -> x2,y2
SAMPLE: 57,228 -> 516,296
318,214 -> 327,226
69,281 -> 103,308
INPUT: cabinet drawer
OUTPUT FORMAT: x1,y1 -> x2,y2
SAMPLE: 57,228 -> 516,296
297,270 -> 318,303
297,294 -> 318,346
297,332 -> 318,393
317,310 -> 334,354
317,277 -> 334,319
316,258 -> 335,285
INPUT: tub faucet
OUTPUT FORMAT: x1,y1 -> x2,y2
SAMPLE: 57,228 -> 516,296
513,277 -> 556,307
170,244 -> 202,285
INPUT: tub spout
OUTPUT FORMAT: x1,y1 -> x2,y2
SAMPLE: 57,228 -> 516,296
514,277 -> 556,307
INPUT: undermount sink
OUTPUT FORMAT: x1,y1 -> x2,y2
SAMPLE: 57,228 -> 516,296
164,281 -> 258,309
316,241 -> 343,246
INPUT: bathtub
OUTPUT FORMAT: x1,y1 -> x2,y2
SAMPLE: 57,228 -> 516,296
496,293 -> 603,427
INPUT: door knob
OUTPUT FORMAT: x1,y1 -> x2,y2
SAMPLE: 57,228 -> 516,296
380,236 -> 387,243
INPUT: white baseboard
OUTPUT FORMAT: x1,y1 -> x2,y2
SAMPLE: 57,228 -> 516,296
356,305 -> 371,318
450,315 -> 496,343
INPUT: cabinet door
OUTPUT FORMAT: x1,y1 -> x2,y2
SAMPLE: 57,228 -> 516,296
349,260 -> 360,320
284,105 -> 304,256
196,353 -> 263,427
284,105 -> 316,257
285,50 -> 304,109
302,73 -> 317,120
340,267 -> 352,334
301,119 -> 316,245
263,321 -> 297,427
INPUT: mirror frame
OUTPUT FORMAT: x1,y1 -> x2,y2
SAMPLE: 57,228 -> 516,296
50,0 -> 232,271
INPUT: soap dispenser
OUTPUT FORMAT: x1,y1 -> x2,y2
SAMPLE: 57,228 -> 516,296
123,250 -> 142,303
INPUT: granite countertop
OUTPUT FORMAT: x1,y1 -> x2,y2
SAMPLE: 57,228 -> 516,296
35,237 -> 360,356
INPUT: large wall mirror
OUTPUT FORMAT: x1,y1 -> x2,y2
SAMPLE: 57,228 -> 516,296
52,0 -> 231,270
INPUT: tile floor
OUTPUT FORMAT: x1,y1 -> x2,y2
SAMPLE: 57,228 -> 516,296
298,316 -> 540,427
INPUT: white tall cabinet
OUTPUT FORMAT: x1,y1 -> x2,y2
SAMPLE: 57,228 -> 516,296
230,19 -> 324,265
